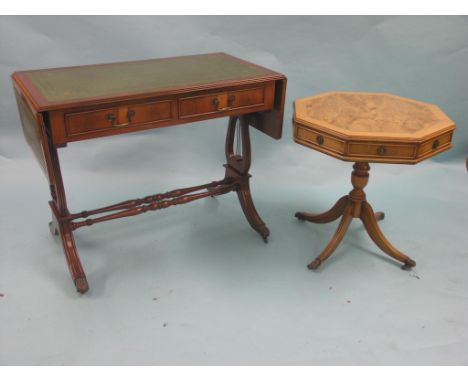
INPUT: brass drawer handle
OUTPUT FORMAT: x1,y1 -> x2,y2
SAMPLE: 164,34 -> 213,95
105,112 -> 131,128
127,109 -> 136,122
377,146 -> 387,155
432,139 -> 440,150
212,98 -> 233,112
316,134 -> 324,145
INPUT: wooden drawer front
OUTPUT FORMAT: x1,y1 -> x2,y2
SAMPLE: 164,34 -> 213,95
178,83 -> 274,119
295,124 -> 346,154
417,131 -> 453,157
229,87 -> 266,108
65,107 -> 118,136
179,93 -> 226,118
348,142 -> 415,159
129,100 -> 174,125
65,101 -> 174,137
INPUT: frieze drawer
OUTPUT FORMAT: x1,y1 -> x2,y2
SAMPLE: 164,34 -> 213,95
178,82 -> 275,119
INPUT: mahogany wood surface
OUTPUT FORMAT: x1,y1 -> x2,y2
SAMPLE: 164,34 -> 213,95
12,53 -> 286,293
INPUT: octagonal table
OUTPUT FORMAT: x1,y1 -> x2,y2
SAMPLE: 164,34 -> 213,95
293,92 -> 456,270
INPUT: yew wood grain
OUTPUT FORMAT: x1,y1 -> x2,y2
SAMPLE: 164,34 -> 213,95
293,91 -> 455,272
294,92 -> 456,164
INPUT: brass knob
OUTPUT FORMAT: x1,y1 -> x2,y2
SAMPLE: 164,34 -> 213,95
316,134 -> 324,145
432,139 -> 440,150
377,146 -> 387,155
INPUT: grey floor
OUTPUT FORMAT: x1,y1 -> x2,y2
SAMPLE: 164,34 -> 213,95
1,126 -> 467,365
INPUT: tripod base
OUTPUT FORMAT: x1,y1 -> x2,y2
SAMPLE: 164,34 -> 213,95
296,162 -> 416,271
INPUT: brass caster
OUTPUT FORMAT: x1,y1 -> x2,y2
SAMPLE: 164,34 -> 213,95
295,212 -> 305,221
75,277 -> 89,294
308,258 -> 322,270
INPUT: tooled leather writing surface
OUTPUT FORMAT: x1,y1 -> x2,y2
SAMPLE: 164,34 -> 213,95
24,53 -> 274,103
13,53 -> 286,140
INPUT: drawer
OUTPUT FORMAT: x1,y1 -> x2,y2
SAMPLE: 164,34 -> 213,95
64,100 -> 175,137
127,100 -> 174,125
178,82 -> 275,119
417,131 -> 453,157
65,107 -> 118,136
295,124 -> 346,154
347,142 -> 415,159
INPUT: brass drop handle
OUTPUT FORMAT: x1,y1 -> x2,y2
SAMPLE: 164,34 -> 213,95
432,139 -> 440,150
316,134 -> 324,145
106,110 -> 135,127
212,95 -> 236,111
127,109 -> 136,122
106,113 -> 129,128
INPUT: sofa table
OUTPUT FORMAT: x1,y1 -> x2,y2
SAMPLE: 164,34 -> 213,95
293,92 -> 456,271
12,53 -> 287,293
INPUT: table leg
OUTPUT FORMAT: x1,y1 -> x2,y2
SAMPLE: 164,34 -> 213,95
47,144 -> 89,293
40,114 -> 269,292
224,115 -> 270,242
360,201 -> 416,267
297,162 -> 415,271
307,204 -> 353,270
296,196 -> 348,224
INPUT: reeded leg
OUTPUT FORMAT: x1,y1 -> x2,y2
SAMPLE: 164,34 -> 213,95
48,144 -> 89,293
25,108 -> 89,293
308,205 -> 353,270
296,196 -> 348,224
360,201 -> 416,267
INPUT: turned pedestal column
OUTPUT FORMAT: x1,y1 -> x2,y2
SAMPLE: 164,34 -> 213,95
296,162 -> 416,270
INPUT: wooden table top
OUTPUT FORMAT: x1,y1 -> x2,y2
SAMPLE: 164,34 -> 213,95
294,92 -> 454,140
12,52 -> 283,111
293,92 -> 456,164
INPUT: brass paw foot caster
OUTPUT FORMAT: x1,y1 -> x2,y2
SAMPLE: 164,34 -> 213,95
49,221 -> 59,236
258,225 -> 270,244
307,258 -> 322,270
300,163 -> 416,271
375,211 -> 385,221
401,259 -> 417,270
295,212 -> 306,221
75,277 -> 89,294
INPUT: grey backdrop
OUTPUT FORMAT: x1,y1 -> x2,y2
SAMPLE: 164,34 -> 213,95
1,16 -> 468,365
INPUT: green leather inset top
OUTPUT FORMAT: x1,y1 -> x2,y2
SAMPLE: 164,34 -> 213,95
24,53 -> 274,103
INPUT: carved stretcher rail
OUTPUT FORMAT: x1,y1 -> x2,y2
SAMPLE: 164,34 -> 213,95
66,179 -> 238,230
